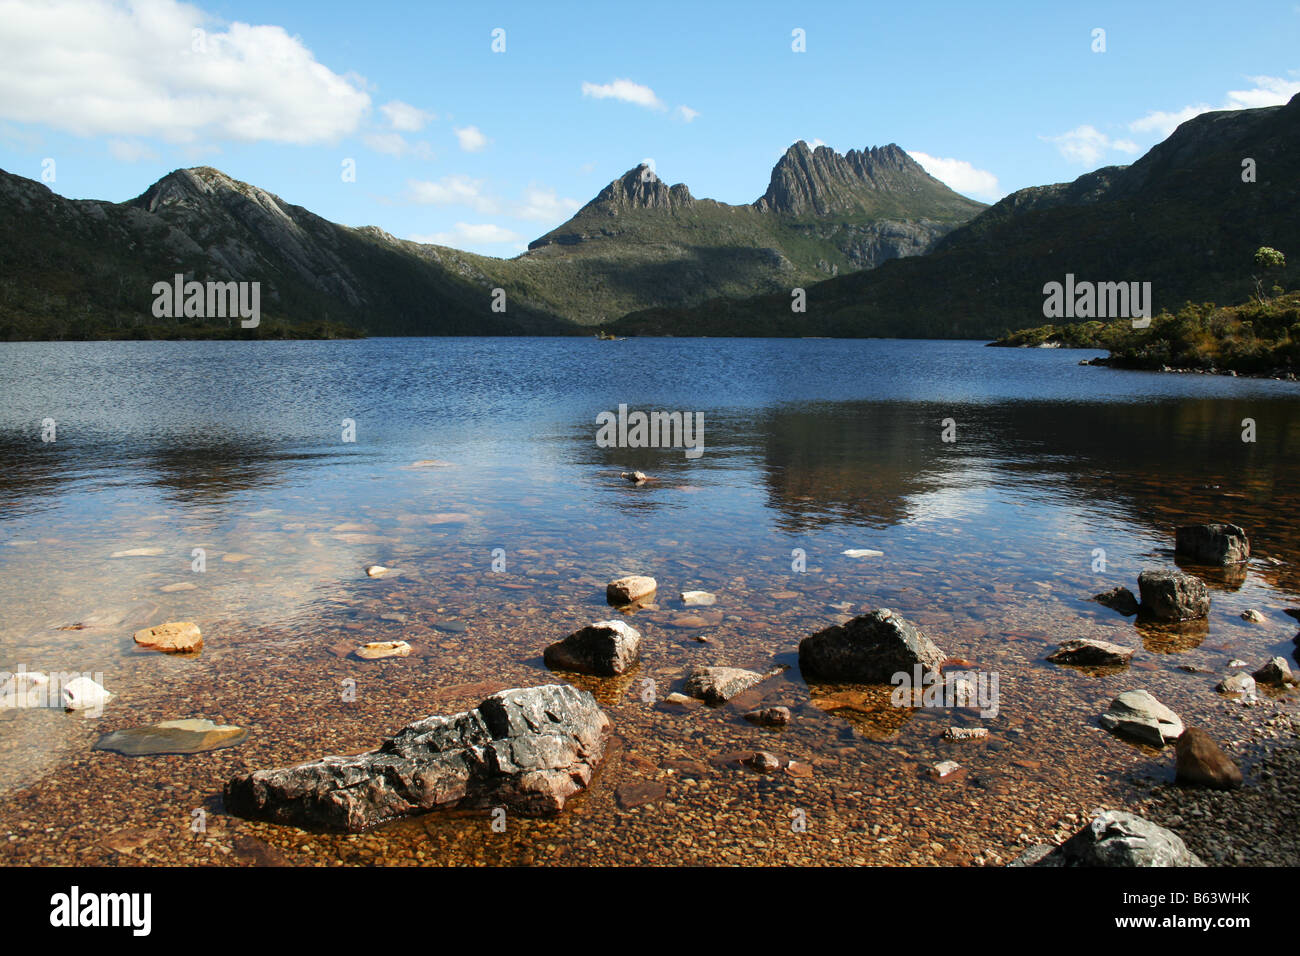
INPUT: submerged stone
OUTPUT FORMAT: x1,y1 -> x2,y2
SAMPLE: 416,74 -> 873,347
95,719 -> 247,756
133,621 -> 203,654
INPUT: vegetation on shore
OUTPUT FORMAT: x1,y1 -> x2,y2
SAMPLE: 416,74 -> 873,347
990,288 -> 1300,375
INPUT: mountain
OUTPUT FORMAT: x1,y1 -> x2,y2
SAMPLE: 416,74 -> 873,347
0,142 -> 985,339
490,145 -> 985,324
611,96 -> 1300,339
0,165 -> 571,339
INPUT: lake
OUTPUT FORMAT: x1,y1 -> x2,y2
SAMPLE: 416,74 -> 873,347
1,337 -> 1298,865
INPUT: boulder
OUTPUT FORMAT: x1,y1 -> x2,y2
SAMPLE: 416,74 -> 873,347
1099,689 -> 1184,746
224,684 -> 610,831
683,666 -> 771,705
1241,609 -> 1265,623
133,621 -> 203,654
606,575 -> 657,605
1093,586 -> 1140,616
1252,657 -> 1294,686
1174,727 -> 1242,790
1137,569 -> 1210,622
1047,638 -> 1134,666
1010,811 -> 1204,867
1175,523 -> 1250,565
544,620 -> 641,676
798,608 -> 945,683
1216,671 -> 1257,696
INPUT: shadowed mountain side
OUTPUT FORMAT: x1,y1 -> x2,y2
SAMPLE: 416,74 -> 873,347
611,96 -> 1300,339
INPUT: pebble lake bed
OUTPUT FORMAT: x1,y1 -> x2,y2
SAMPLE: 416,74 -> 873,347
1,337 -> 1298,867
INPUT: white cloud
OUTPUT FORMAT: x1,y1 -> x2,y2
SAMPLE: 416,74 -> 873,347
107,138 -> 159,163
581,78 -> 665,111
515,186 -> 581,222
906,150 -> 1001,201
363,132 -> 433,159
405,176 -> 579,224
676,105 -> 699,123
380,100 -> 434,132
454,125 -> 488,152
406,175 -> 499,212
1130,75 -> 1300,137
1044,125 -> 1140,165
410,223 -> 523,246
0,0 -> 370,145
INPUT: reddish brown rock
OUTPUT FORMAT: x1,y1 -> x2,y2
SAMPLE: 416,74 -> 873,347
1175,727 -> 1242,790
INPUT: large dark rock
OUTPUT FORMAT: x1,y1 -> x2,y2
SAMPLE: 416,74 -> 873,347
1175,523 -> 1250,565
1137,569 -> 1210,621
544,620 -> 641,676
1010,811 -> 1205,867
224,685 -> 610,832
1175,727 -> 1242,790
799,608 -> 945,683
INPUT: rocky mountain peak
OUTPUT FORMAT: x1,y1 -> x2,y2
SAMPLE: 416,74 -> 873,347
755,141 -> 948,217
130,166 -> 289,219
590,164 -> 695,212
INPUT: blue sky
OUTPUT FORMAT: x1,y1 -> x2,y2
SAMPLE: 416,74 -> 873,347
1,0 -> 1297,255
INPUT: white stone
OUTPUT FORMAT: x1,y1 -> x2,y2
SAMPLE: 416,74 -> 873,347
62,677 -> 114,714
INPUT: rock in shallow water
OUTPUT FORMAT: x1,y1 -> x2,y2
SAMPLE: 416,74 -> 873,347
606,575 -> 657,605
95,718 -> 246,756
1252,657 -> 1294,686
355,640 -> 412,660
1099,689 -> 1184,746
224,684 -> 610,832
680,590 -> 716,607
133,621 -> 203,654
1175,727 -> 1242,790
1175,523 -> 1250,566
683,666 -> 772,705
1047,638 -> 1134,666
743,706 -> 791,727
798,608 -> 945,683
1137,569 -> 1210,622
1010,811 -> 1204,867
1216,671 -> 1257,696
544,620 -> 641,676
1093,586 -> 1139,616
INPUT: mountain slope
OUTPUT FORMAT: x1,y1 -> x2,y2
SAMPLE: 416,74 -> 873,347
0,165 -> 574,338
0,140 -> 985,339
611,96 -> 1300,339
